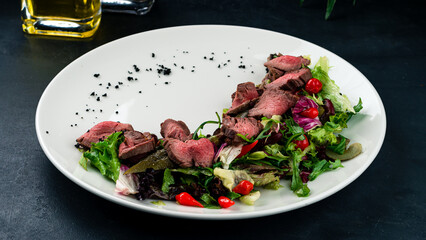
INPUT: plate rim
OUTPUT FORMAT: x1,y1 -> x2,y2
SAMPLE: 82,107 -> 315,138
35,24 -> 387,220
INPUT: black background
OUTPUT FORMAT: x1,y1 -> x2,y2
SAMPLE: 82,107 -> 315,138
1,0 -> 425,239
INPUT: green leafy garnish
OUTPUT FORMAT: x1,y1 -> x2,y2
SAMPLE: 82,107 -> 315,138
80,132 -> 124,182
327,135 -> 347,154
200,193 -> 221,209
151,200 -> 166,206
288,143 -> 310,197
161,168 -> 175,193
226,192 -> 242,200
309,159 -> 343,181
193,112 -> 221,140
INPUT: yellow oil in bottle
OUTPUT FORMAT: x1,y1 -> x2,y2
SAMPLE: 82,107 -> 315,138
21,0 -> 101,38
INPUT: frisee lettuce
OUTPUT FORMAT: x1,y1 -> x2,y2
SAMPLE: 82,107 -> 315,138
80,132 -> 124,182
311,57 -> 355,113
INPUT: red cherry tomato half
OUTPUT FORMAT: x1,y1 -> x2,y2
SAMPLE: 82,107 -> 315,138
233,180 -> 254,195
300,107 -> 319,118
176,192 -> 204,208
305,78 -> 323,94
294,135 -> 309,150
218,196 -> 235,208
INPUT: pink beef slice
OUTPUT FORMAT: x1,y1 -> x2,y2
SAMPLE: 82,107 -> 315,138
221,116 -> 262,144
76,121 -> 134,148
248,89 -> 299,118
118,131 -> 156,159
164,138 -> 214,168
264,55 -> 311,72
265,68 -> 312,91
227,82 -> 259,115
160,119 -> 191,141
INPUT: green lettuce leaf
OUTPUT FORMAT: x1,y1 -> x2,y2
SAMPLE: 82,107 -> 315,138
307,126 -> 338,145
311,57 -> 355,113
287,143 -> 310,197
327,135 -> 347,154
81,132 -> 124,182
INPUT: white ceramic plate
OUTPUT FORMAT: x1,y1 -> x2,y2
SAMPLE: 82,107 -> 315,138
36,25 -> 386,220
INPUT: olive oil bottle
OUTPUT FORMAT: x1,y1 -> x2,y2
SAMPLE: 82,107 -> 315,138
21,0 -> 101,38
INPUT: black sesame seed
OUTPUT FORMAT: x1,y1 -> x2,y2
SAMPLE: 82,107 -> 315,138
99,83 -> 102,86
203,56 -> 207,59
209,57 -> 214,61
100,109 -> 103,112
191,70 -> 195,72
128,71 -> 133,74
152,53 -> 155,58
108,82 -> 111,86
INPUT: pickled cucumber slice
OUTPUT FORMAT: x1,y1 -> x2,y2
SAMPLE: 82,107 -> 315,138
124,149 -> 174,174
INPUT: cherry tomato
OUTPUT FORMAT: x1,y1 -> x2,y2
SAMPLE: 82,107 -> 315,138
233,180 -> 254,195
218,196 -> 235,208
294,135 -> 309,150
176,192 -> 204,208
236,140 -> 259,158
305,78 -> 322,94
300,107 -> 319,118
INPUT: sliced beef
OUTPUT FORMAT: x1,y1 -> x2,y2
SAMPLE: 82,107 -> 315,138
227,82 -> 259,116
264,55 -> 310,72
118,131 -> 156,159
221,116 -> 262,144
265,68 -> 312,91
76,121 -> 134,148
160,119 -> 191,141
248,89 -> 299,118
164,138 -> 214,168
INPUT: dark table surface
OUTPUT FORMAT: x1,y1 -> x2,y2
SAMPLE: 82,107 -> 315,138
1,0 -> 425,239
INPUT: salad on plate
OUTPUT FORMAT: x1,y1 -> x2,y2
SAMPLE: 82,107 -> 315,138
75,54 -> 363,209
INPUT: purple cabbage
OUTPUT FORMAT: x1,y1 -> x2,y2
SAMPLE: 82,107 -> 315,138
292,96 -> 322,132
320,99 -> 335,123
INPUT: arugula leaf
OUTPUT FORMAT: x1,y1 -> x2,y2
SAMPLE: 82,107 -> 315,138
161,168 -> 175,193
200,193 -> 221,209
81,132 -> 124,182
288,143 -> 310,197
193,112 -> 221,140
226,192 -> 242,200
309,159 -> 343,181
327,135 -> 347,155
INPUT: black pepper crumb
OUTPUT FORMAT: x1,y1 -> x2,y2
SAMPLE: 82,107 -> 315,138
46,131 -> 49,134
133,65 -> 140,72
149,68 -> 152,71
128,71 -> 133,74
75,112 -> 78,115
81,117 -> 83,119
227,75 -> 231,77
238,65 -> 246,69
90,92 -> 95,96
71,125 -> 73,127
191,70 -> 195,72
96,97 -> 100,101
106,87 -> 109,89
152,53 -> 155,58
227,60 -> 231,62
99,83 -> 102,86
115,85 -> 119,89
116,111 -> 119,114
75,124 -> 77,126
251,71 -> 254,74
100,109 -> 103,112
102,93 -> 107,97
209,57 -> 214,61
164,82 -> 169,85
139,91 -> 142,93
240,56 -> 243,59
86,109 -> 90,112
135,78 -> 138,81
108,82 -> 111,86
224,63 -> 227,66
181,66 -> 184,69
127,76 -> 133,81
157,65 -> 172,75
204,56 -> 207,59
94,73 -> 100,78
173,63 -> 177,67
118,82 -> 123,85
218,64 -> 221,68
